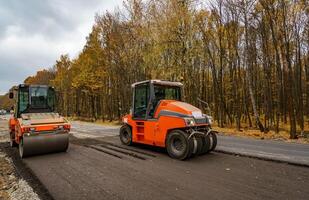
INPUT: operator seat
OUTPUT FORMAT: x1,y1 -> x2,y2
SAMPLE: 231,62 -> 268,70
149,88 -> 165,118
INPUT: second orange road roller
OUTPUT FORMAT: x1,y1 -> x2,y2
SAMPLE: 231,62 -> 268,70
8,84 -> 70,158
120,80 -> 217,160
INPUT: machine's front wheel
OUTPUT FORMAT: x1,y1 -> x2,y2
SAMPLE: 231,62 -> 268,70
209,131 -> 217,151
119,125 -> 132,146
166,130 -> 193,160
192,136 -> 203,156
201,134 -> 211,154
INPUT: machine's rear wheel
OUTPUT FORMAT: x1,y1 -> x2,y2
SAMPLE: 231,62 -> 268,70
166,130 -> 193,160
201,134 -> 211,154
209,131 -> 217,151
9,132 -> 17,147
119,125 -> 132,146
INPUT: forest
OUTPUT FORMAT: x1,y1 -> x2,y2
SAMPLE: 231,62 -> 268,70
3,0 -> 309,139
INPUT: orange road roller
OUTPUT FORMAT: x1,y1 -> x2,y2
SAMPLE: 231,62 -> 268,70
8,84 -> 70,158
120,80 -> 217,160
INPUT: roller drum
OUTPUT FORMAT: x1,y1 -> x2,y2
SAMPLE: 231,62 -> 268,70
20,132 -> 69,157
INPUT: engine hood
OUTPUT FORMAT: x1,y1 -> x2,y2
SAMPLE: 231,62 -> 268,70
19,112 -> 66,126
155,100 -> 203,118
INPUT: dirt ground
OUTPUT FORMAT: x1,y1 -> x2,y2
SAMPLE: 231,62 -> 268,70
0,153 -> 12,199
0,120 -> 40,200
0,121 -> 11,199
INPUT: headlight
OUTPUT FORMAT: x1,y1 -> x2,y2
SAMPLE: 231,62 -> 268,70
123,117 -> 128,123
206,115 -> 213,125
29,127 -> 36,131
184,118 -> 195,126
58,125 -> 64,130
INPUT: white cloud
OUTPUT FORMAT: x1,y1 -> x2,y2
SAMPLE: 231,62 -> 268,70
0,0 -> 123,95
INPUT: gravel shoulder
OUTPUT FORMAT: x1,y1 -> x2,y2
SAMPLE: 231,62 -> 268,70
0,119 -> 52,200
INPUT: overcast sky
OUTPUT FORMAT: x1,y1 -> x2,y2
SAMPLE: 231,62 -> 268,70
0,0 -> 123,95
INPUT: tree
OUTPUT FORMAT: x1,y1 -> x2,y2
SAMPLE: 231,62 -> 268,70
19,0 -> 308,138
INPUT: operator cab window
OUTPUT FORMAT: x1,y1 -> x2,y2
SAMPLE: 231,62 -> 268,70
133,84 -> 149,119
18,87 -> 29,116
30,87 -> 48,109
149,84 -> 181,118
47,88 -> 56,111
19,86 -> 56,115
154,85 -> 181,102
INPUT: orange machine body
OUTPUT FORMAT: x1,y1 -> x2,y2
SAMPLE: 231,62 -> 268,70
9,116 -> 70,144
8,84 -> 71,147
120,80 -> 217,160
123,99 -> 209,147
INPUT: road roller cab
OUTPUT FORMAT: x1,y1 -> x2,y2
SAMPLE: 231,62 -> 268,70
9,84 -> 70,158
120,80 -> 217,160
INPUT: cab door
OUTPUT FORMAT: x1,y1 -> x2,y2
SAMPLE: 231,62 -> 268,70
132,83 -> 155,145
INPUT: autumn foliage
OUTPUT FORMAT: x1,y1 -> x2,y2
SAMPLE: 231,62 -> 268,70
15,0 -> 309,138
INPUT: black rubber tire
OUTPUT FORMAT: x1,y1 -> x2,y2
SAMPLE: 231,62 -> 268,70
119,125 -> 132,146
209,131 -> 217,151
186,136 -> 194,159
9,132 -> 18,148
193,136 -> 203,156
19,138 -> 25,158
201,134 -> 211,154
166,130 -> 193,160
62,141 -> 69,152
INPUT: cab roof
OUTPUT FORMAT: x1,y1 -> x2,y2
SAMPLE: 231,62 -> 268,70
18,84 -> 50,88
16,84 -> 54,89
12,84 -> 54,91
131,80 -> 183,88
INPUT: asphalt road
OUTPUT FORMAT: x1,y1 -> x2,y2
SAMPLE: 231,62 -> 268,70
22,137 -> 309,200
3,115 -> 309,166
70,121 -> 309,166
1,117 -> 309,199
216,135 -> 309,166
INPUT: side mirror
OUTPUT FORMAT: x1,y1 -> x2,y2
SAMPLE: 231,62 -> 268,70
9,92 -> 14,99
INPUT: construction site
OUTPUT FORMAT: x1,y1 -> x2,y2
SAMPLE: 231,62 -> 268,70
1,0 -> 309,199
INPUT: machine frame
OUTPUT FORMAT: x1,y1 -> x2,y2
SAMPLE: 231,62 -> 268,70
9,84 -> 70,158
120,80 -> 217,160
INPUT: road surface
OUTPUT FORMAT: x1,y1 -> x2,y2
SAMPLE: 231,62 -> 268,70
71,121 -> 309,166
216,135 -> 309,166
3,114 -> 309,167
0,117 -> 308,200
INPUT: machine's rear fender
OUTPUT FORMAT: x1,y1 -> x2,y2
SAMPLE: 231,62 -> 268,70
14,120 -> 23,143
121,115 -> 135,139
122,114 -> 134,129
8,118 -> 17,132
122,123 -> 133,133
